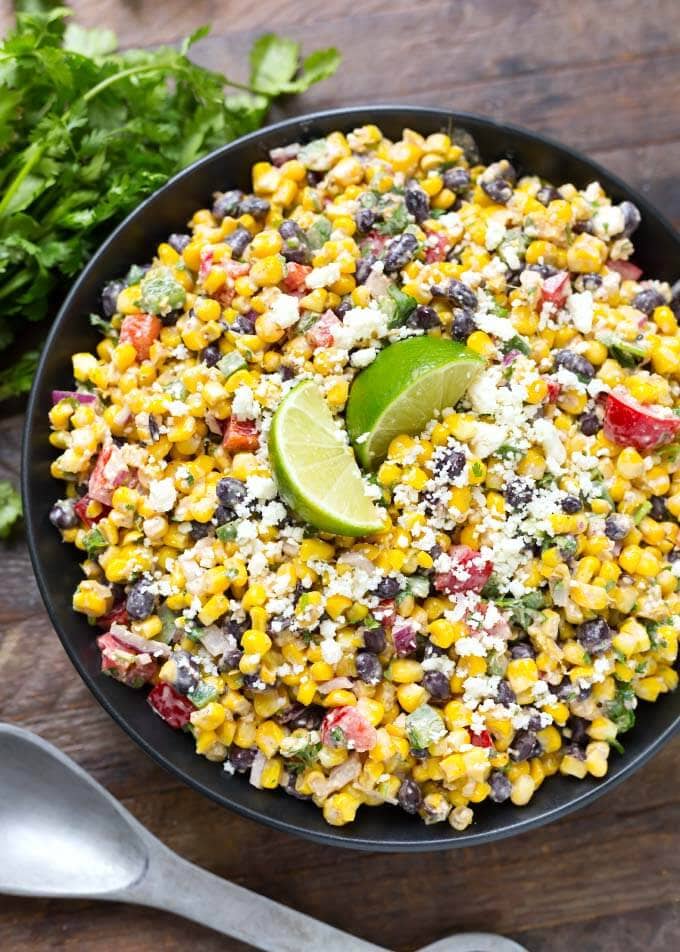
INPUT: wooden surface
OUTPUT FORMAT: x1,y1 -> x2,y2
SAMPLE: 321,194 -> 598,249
1,0 -> 680,949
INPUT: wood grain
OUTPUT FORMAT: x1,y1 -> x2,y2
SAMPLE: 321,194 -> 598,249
1,0 -> 680,948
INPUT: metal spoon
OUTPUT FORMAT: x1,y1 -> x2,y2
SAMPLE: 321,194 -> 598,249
0,724 -> 526,952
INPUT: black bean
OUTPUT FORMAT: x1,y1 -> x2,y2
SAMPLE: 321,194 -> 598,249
604,514 -> 631,541
505,479 -> 533,509
576,618 -> 612,655
510,729 -> 537,762
212,190 -> 243,222
167,233 -> 191,253
239,196 -> 270,220
214,505 -> 236,525
565,742 -> 586,760
422,670 -> 451,701
172,650 -> 200,694
620,201 -> 641,238
355,208 -> 377,233
355,254 -> 377,285
383,233 -> 419,272
101,280 -> 125,318
650,495 -> 670,521
363,626 -> 386,654
451,307 -> 477,341
581,273 -> 603,291
422,639 -> 446,661
527,263 -> 559,279
284,776 -> 312,801
410,747 -> 429,760
436,278 -> 478,310
375,577 -> 401,599
125,582 -> 156,620
226,227 -> 253,258
148,414 -> 160,442
201,343 -> 221,367
229,747 -> 257,771
668,549 -> 680,563
189,521 -> 213,541
436,447 -> 466,479
279,220 -> 310,264
527,713 -> 542,732
571,219 -> 594,235
443,167 -> 471,193
568,716 -> 589,747
356,650 -> 383,685
536,184 -> 560,206
496,680 -> 516,706
243,673 -> 267,692
219,647 -> 243,673
230,312 -> 257,334
561,495 -> 582,514
489,771 -> 512,803
335,301 -> 352,319
405,185 -> 430,223
289,704 -> 325,730
216,477 -> 247,508
482,178 -> 513,204
407,304 -> 441,329
511,642 -> 535,659
49,500 -> 78,530
398,778 -> 423,814
579,411 -> 601,436
554,349 -> 595,380
633,288 -> 665,315
555,678 -> 578,701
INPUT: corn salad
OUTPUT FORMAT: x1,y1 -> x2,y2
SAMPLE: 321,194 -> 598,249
49,125 -> 679,829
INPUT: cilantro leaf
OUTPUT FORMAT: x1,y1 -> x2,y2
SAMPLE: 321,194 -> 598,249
0,350 -> 39,400
250,34 -> 300,95
0,480 -> 22,540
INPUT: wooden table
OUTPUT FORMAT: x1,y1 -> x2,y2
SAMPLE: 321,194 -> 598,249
1,0 -> 679,948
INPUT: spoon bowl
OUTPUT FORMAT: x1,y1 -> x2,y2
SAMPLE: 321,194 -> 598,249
0,727 -> 146,897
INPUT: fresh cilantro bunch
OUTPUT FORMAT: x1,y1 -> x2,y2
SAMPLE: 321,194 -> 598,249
0,479 -> 22,538
0,3 -> 340,399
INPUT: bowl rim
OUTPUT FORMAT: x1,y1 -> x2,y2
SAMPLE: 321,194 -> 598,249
22,104 -> 680,852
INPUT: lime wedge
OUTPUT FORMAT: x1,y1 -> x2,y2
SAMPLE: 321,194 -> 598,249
346,336 -> 484,468
269,380 -> 384,537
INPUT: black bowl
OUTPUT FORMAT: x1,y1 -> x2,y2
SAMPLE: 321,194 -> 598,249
23,106 -> 680,851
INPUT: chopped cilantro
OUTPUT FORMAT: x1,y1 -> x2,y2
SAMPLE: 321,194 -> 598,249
82,527 -> 107,557
375,201 -> 410,236
381,284 -> 417,327
495,590 -> 546,630
606,683 -> 636,734
89,313 -> 117,338
306,216 -> 332,249
286,741 -> 322,773
501,334 -> 531,356
599,334 -> 647,368
216,522 -> 238,542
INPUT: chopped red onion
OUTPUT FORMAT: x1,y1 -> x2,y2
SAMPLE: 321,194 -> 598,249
52,389 -> 96,405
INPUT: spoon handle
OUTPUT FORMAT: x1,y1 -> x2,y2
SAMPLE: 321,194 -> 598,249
124,843 -> 386,952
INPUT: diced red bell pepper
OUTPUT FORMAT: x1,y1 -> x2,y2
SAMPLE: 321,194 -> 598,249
539,271 -> 571,309
119,313 -> 162,361
74,494 -> 109,528
603,389 -> 680,451
471,729 -> 494,748
434,545 -> 493,595
321,706 -> 377,753
424,233 -> 450,264
607,259 -> 643,281
148,682 -> 195,729
88,442 -> 130,506
97,603 -> 129,629
223,418 -> 259,453
546,379 -> 561,403
97,633 -> 158,688
282,262 -> 312,293
306,310 -> 342,348
198,248 -> 214,282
